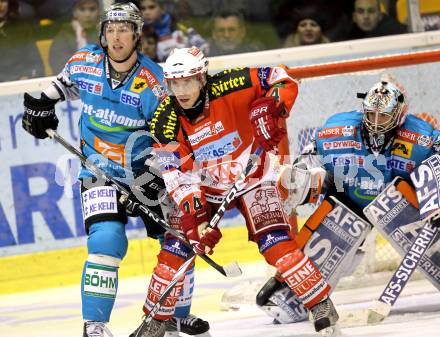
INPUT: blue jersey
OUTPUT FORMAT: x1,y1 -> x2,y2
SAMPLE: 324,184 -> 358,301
315,111 -> 440,208
53,44 -> 165,179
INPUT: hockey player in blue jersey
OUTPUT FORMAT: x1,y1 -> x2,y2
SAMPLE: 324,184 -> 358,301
255,80 -> 440,324
21,2 -> 208,337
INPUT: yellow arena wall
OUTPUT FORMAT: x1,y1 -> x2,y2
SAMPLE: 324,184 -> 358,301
0,225 -> 265,295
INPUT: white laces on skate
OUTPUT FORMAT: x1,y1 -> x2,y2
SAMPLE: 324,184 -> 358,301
84,321 -> 114,337
178,314 -> 199,327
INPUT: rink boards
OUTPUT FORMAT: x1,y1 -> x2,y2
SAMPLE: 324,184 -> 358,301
0,224 -> 268,294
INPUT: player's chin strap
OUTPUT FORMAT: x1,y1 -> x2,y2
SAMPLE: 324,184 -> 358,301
45,129 -> 241,278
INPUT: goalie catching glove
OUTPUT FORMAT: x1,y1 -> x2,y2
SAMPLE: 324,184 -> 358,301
277,162 -> 326,207
181,205 -> 222,255
250,96 -> 287,151
22,92 -> 59,139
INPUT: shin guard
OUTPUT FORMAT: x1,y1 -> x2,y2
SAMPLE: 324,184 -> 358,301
143,262 -> 184,321
275,249 -> 330,309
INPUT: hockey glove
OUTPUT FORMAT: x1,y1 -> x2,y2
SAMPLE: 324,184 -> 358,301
181,206 -> 222,255
23,92 -> 59,139
125,164 -> 165,216
249,96 -> 287,152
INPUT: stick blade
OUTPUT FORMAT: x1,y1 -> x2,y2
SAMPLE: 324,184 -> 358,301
223,261 -> 242,277
367,300 -> 391,325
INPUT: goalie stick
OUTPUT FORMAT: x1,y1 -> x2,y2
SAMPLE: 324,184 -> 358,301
340,211 -> 440,327
365,210 -> 440,324
46,129 -> 241,278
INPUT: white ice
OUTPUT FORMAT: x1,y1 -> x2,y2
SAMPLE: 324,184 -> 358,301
0,261 -> 439,337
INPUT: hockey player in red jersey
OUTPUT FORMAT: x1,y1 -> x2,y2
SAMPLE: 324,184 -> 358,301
130,47 -> 339,337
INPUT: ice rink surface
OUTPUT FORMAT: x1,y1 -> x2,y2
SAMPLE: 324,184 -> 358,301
1,261 -> 439,337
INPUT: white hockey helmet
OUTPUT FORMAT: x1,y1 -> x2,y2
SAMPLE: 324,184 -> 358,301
360,81 -> 406,134
99,2 -> 144,48
163,47 -> 209,80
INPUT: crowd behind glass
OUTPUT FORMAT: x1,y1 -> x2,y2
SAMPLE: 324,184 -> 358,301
0,0 -> 439,82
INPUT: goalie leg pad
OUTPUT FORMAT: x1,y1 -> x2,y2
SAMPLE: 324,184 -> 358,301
364,176 -> 440,290
295,199 -> 334,249
257,197 -> 371,324
259,281 -> 308,324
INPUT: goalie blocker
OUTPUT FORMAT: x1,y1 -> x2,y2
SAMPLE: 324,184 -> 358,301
257,196 -> 370,323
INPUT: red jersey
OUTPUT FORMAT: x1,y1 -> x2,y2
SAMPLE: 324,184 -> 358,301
150,66 -> 298,214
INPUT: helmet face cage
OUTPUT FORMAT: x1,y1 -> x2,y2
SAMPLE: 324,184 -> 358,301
99,2 -> 144,47
362,81 -> 405,134
163,47 -> 209,81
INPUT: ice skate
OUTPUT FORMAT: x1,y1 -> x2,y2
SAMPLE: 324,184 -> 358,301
165,314 -> 210,336
309,296 -> 339,336
129,317 -> 167,337
83,321 -> 113,337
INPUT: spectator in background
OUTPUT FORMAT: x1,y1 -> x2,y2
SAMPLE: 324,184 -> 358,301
283,7 -> 330,47
0,0 -> 44,81
139,0 -> 207,61
349,0 -> 406,39
49,0 -> 100,73
208,9 -> 261,56
140,24 -> 159,61
18,0 -> 77,20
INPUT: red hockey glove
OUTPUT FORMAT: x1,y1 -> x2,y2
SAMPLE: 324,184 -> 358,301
249,96 -> 287,151
180,206 -> 222,255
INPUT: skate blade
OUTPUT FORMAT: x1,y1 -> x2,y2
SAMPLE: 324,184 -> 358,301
165,332 -> 180,337
320,324 -> 341,337
165,332 -> 212,337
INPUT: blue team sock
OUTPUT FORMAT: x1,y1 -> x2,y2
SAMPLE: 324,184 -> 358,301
81,260 -> 119,322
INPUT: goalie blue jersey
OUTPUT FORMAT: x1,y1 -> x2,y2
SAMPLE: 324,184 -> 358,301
52,44 -> 165,179
315,111 -> 440,208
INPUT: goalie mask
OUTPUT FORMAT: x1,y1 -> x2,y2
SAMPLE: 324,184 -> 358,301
358,81 -> 406,154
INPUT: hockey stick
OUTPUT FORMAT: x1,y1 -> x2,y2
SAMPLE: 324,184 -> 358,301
365,211 -> 440,324
134,254 -> 197,336
46,129 -> 241,278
